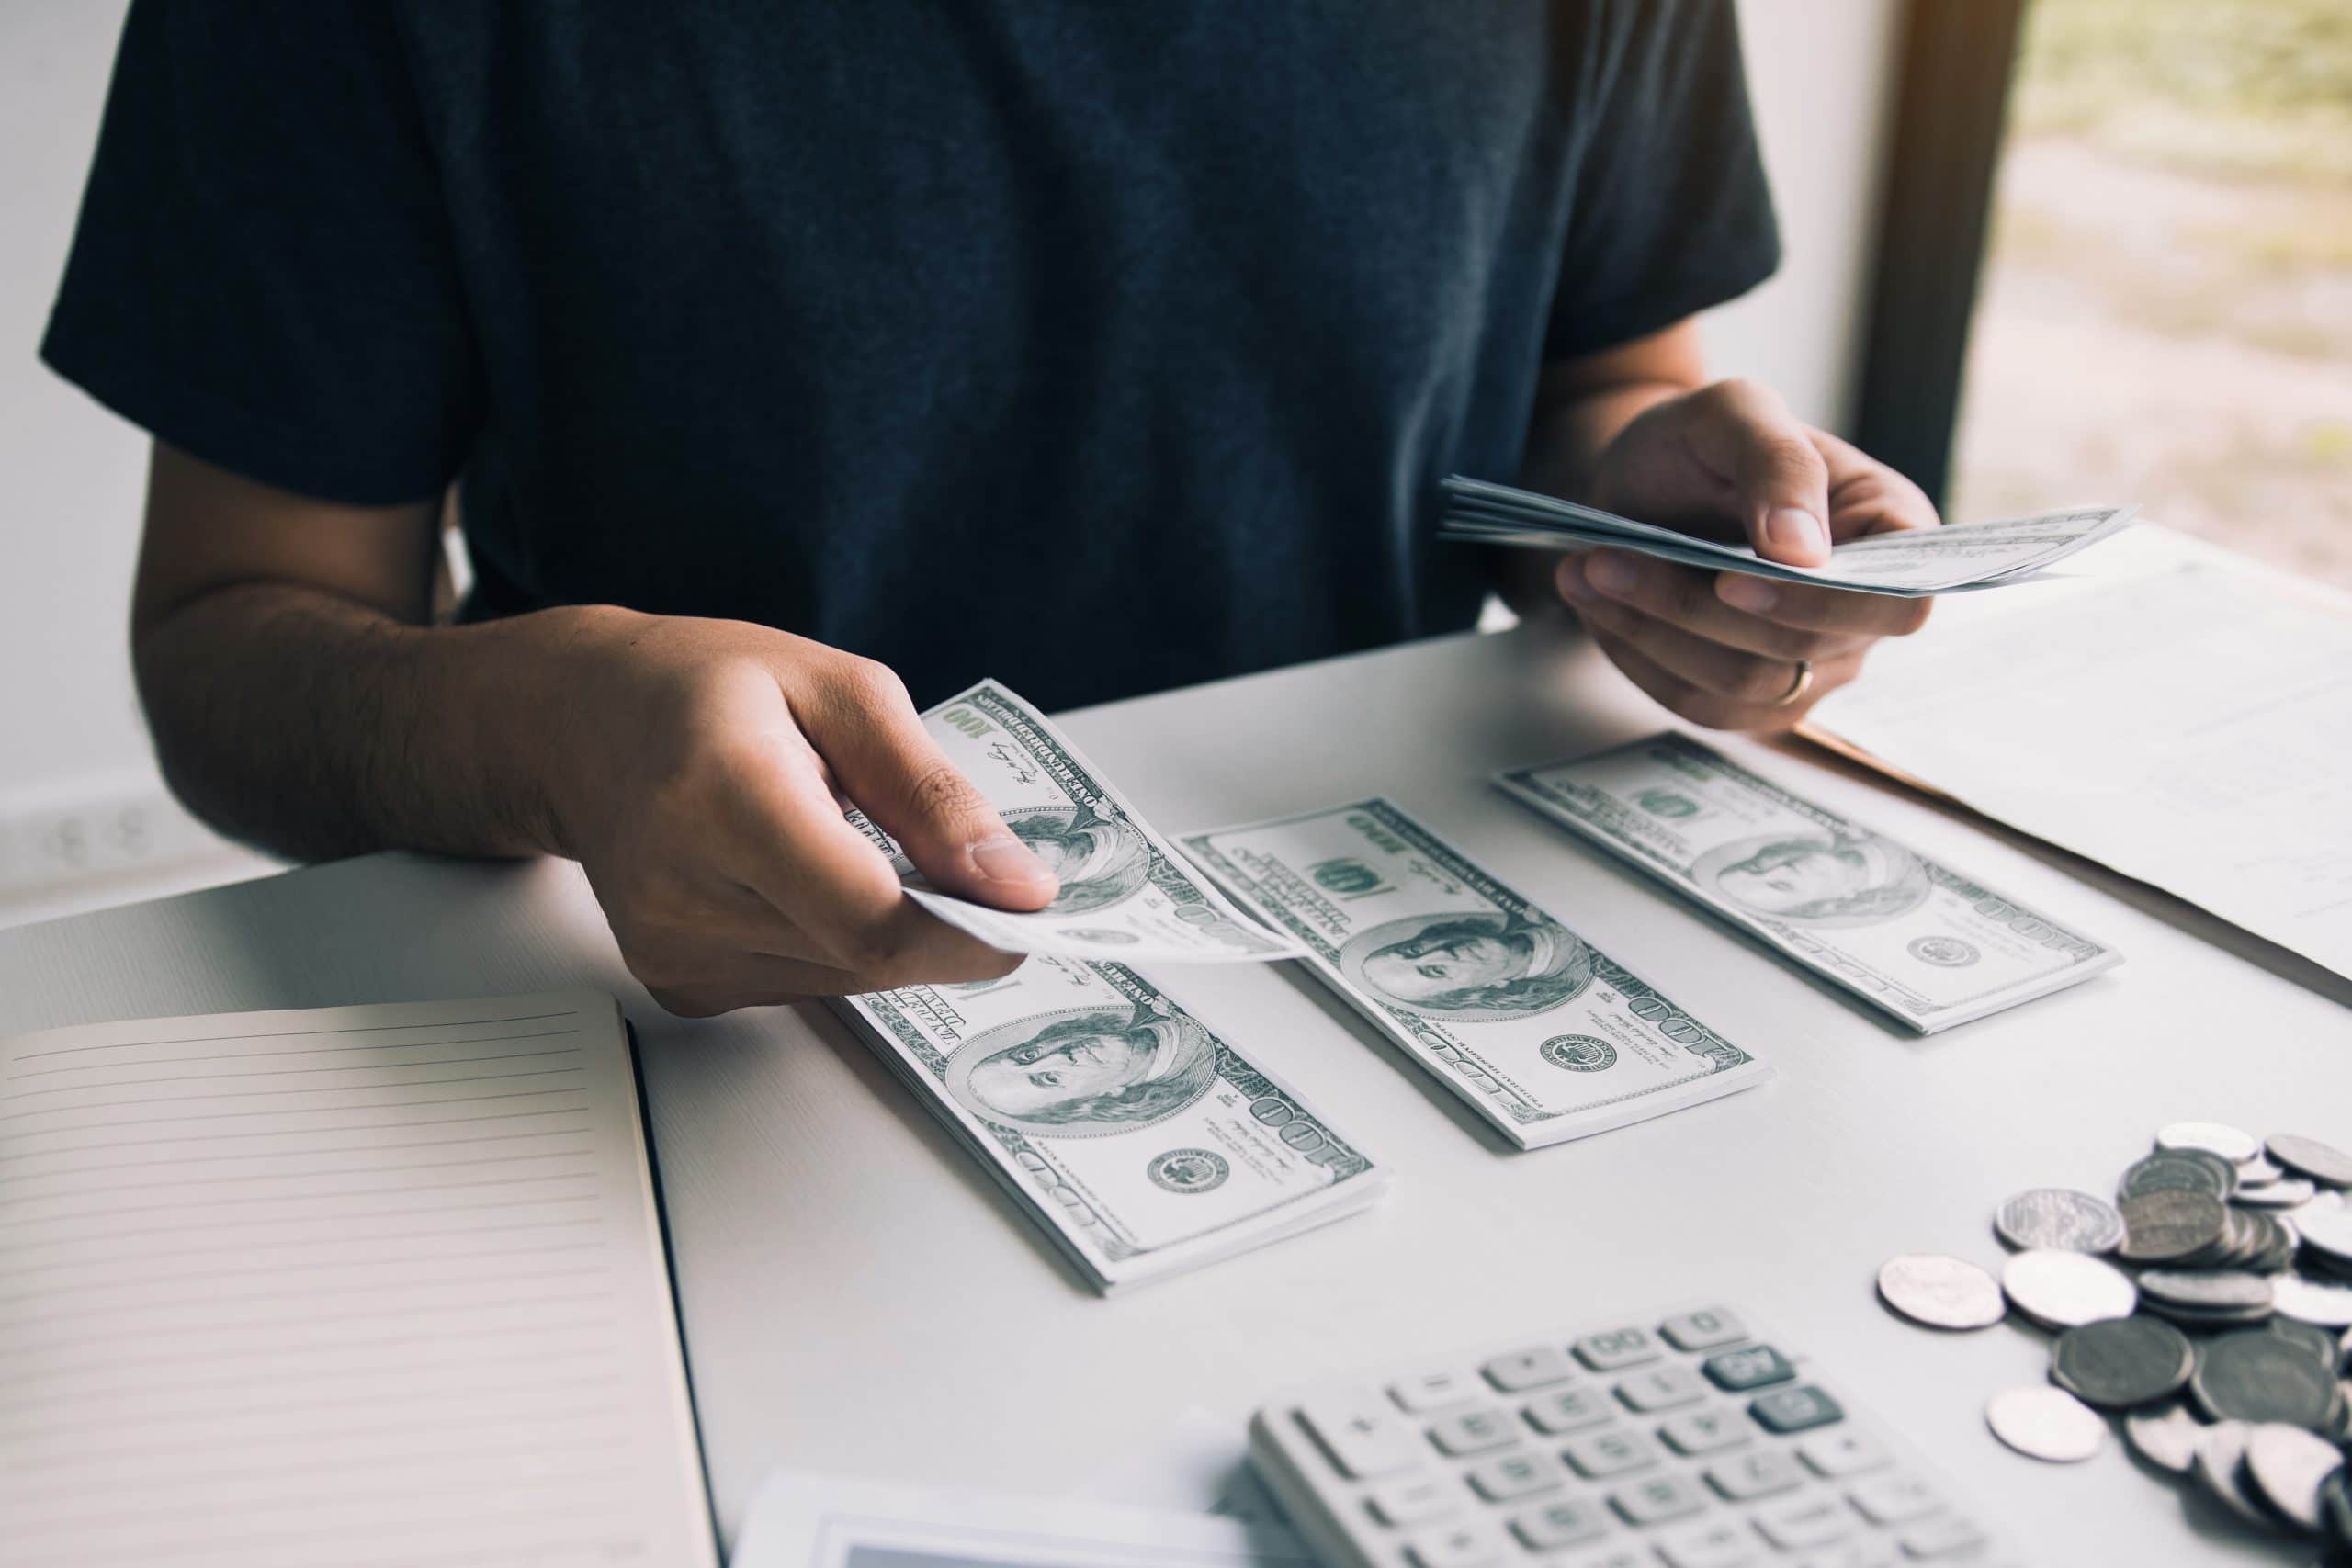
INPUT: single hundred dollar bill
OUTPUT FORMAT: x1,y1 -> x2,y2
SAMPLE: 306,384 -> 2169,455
1494,734 -> 2121,1032
850,680 -> 1299,963
1182,800 -> 1768,1149
833,957 -> 1386,1292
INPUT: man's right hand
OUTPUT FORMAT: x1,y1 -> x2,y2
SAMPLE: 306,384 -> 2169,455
539,612 -> 1060,1015
129,445 -> 1057,1019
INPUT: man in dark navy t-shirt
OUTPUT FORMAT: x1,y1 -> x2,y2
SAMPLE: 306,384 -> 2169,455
44,2 -> 1939,1014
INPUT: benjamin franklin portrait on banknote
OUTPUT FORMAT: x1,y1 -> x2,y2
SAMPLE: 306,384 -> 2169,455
1338,910 -> 1595,1021
1693,830 -> 1932,927
945,1007 -> 1216,1134
1006,806 -> 1153,915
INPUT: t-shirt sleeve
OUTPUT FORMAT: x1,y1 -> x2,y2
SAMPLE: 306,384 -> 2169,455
40,0 -> 481,505
1544,0 -> 1782,359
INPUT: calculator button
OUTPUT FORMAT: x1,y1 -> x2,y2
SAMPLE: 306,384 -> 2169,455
1790,1548 -> 1898,1568
1296,1393 -> 1426,1479
1701,1343 -> 1796,1393
1403,1521 -> 1504,1568
1508,1495 -> 1609,1551
1749,1384 -> 1844,1435
1896,1514 -> 1988,1558
1364,1476 -> 1458,1527
1658,1308 -> 1747,1351
1703,1445 -> 1805,1500
1482,1345 -> 1575,1392
1392,1371 -> 1480,1413
1754,1494 -> 1853,1549
1553,1549 -> 1650,1568
1607,1470 -> 1708,1526
1658,1407 -> 1750,1455
1798,1428 -> 1891,1477
1655,1517 -> 1760,1568
1571,1326 -> 1657,1371
1613,1363 -> 1706,1412
1562,1425 -> 1662,1478
1465,1449 -> 1565,1502
1522,1385 -> 1613,1434
1427,1405 -> 1518,1457
1849,1473 -> 1940,1526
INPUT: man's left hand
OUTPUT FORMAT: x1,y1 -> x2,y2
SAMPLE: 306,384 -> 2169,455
1553,378 -> 1939,732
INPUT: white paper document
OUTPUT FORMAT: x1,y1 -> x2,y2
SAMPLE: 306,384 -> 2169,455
1809,558 -> 2352,980
731,1472 -> 1311,1568
0,990 -> 716,1568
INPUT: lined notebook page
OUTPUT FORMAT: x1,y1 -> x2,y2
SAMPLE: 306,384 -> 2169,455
0,990 -> 716,1568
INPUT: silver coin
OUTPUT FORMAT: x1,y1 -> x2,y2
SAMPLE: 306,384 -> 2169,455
2191,1421 -> 2278,1529
2002,1247 -> 2139,1329
2237,1155 -> 2287,1186
2299,1206 -> 2352,1269
2193,1329 -> 2344,1430
1878,1253 -> 2006,1330
2124,1400 -> 2208,1474
2160,1122 -> 2262,1163
1995,1188 -> 2124,1254
2244,1422 -> 2346,1534
2273,1273 -> 2352,1330
2238,1178 -> 2319,1210
2138,1269 -> 2277,1314
2118,1190 -> 2230,1264
1987,1384 -> 2106,1462
2121,1152 -> 2234,1201
2051,1316 -> 2196,1409
2325,1470 -> 2352,1548
2267,1316 -> 2346,1372
2268,1134 -> 2352,1190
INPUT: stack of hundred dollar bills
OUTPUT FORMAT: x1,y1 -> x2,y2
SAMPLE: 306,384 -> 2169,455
1184,800 -> 1771,1150
1494,733 -> 2121,1032
830,682 -> 1388,1293
1440,475 -> 2137,597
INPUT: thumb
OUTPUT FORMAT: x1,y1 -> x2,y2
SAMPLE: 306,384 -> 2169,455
800,664 -> 1059,912
1712,385 -> 1834,567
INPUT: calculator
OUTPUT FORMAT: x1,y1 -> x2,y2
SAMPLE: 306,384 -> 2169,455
1248,1305 -> 2010,1568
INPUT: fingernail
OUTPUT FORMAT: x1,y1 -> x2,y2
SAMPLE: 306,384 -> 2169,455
1556,558 -> 1595,604
1586,553 -> 1637,594
1764,507 -> 1827,558
1717,574 -> 1779,613
968,837 -> 1052,885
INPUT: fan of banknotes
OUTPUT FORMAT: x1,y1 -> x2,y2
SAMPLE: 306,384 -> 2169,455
1439,475 -> 2138,597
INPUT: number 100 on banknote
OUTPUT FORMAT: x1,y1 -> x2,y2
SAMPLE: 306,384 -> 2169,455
1183,801 -> 1769,1150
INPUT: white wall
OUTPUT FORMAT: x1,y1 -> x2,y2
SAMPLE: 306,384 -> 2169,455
1713,0 -> 1905,431
4,0 -> 143,803
0,0 -> 1901,911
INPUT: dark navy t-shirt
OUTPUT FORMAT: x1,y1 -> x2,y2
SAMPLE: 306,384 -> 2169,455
44,2 -> 1778,711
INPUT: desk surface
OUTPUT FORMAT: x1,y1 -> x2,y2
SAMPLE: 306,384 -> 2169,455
3,622 -> 2341,1565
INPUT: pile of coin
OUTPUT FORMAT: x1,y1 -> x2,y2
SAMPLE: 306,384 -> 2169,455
1877,1124 -> 2352,1551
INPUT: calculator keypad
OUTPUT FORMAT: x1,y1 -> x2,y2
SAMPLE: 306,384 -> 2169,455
1260,1305 -> 2005,1567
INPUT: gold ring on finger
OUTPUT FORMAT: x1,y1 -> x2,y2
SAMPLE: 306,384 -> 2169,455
1776,660 -> 1814,707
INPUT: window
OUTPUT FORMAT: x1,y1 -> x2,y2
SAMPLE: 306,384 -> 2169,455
1945,0 -> 2352,589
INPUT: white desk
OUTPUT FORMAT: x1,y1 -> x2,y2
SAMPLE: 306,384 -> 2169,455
3,623 -> 2342,1566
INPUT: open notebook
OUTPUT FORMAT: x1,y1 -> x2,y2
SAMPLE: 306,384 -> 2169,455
0,990 -> 717,1568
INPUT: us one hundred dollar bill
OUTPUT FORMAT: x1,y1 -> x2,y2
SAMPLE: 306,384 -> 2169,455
832,957 -> 1387,1292
851,680 -> 1299,963
1494,734 -> 2122,1032
1182,800 -> 1769,1150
